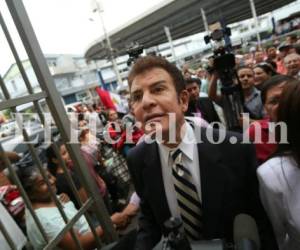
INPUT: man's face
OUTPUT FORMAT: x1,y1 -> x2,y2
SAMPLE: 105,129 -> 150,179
184,72 -> 191,79
130,67 -> 188,140
264,82 -> 286,122
108,110 -> 118,121
255,51 -> 264,63
267,47 -> 277,59
237,68 -> 255,90
197,70 -> 206,79
244,59 -> 254,68
285,55 -> 300,76
186,82 -> 200,102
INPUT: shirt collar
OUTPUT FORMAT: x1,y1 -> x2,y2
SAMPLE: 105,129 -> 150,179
158,121 -> 195,161
248,87 -> 260,100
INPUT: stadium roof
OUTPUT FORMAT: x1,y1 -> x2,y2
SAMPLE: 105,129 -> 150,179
85,0 -> 295,60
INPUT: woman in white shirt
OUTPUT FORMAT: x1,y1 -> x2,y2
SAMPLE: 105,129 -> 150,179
257,79 -> 300,250
17,165 -> 124,250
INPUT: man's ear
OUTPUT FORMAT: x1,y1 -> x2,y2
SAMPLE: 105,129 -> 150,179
179,90 -> 189,113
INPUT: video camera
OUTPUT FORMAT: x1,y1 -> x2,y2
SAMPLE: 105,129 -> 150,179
204,23 -> 243,131
204,26 -> 235,87
155,215 -> 260,250
126,42 -> 144,66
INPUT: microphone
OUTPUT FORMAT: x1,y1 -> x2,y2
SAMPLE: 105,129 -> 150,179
154,217 -> 225,250
234,214 -> 260,250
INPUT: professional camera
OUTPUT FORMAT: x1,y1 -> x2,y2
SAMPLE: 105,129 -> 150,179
155,217 -> 226,250
126,42 -> 144,66
162,217 -> 191,250
204,23 -> 243,131
204,26 -> 235,87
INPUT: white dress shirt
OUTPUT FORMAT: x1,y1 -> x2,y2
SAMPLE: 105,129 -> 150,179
158,121 -> 201,218
257,156 -> 300,250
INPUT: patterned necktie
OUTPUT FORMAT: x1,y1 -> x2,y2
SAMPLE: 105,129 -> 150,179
171,148 -> 203,240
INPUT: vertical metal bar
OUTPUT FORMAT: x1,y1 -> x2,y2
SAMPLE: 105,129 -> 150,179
93,0 -> 123,87
0,10 -> 45,125
17,127 -> 84,250
5,0 -> 117,241
0,75 -> 83,250
0,216 -> 18,250
0,144 -> 49,242
0,75 -> 12,104
0,74 -> 49,242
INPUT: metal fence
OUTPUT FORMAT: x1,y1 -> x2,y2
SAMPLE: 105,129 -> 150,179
0,0 -> 117,249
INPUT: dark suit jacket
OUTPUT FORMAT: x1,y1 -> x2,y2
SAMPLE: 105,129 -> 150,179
127,127 -> 277,250
185,97 -> 220,124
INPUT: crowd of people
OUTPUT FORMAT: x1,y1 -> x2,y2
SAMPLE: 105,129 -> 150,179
1,34 -> 300,250
138,36 -> 299,250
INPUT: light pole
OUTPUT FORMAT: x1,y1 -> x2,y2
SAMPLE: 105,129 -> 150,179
92,0 -> 123,88
249,0 -> 262,49
164,26 -> 178,66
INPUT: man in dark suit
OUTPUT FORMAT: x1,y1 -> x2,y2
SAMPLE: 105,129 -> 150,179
127,56 -> 277,250
185,78 -> 221,124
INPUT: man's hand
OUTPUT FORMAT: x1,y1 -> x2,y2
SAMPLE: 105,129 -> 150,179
111,212 -> 129,229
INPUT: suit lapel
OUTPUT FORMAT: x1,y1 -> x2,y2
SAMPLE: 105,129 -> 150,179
140,129 -> 227,237
198,98 -> 210,122
197,134 -> 226,237
142,142 -> 171,229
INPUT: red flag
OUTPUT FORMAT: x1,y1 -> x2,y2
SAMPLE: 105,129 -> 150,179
95,87 -> 116,110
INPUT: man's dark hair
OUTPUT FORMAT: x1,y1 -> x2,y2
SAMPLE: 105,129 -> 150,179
78,113 -> 85,121
260,75 -> 293,104
265,59 -> 278,71
185,77 -> 202,87
128,55 -> 185,96
46,140 -> 63,177
236,66 -> 253,74
293,44 -> 300,55
266,45 -> 276,51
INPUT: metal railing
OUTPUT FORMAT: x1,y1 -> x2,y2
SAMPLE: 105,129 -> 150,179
0,0 -> 117,248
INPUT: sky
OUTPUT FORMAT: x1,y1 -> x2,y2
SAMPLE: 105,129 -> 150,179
0,0 -> 299,75
0,0 -> 165,74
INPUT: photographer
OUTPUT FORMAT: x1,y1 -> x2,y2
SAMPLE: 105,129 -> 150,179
185,78 -> 221,124
208,66 -> 265,125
